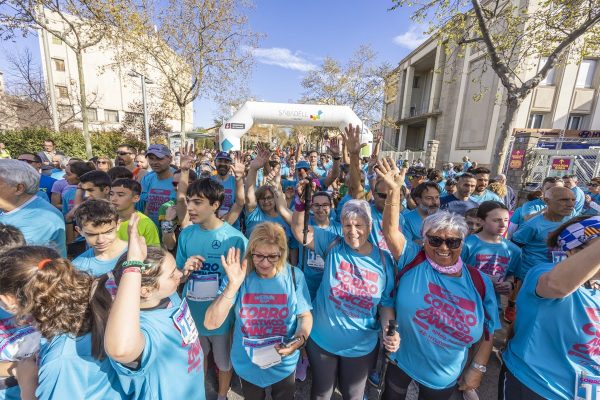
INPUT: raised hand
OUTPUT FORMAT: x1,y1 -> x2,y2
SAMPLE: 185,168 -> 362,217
373,131 -> 383,146
340,123 -> 366,155
327,137 -> 341,158
179,143 -> 196,171
231,152 -> 246,180
221,247 -> 247,290
250,143 -> 270,170
182,255 -> 205,280
126,212 -> 147,262
375,157 -> 404,190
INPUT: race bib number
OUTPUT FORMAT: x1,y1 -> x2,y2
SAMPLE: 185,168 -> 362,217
307,251 -> 325,270
243,336 -> 283,369
553,250 -> 568,264
217,207 -> 230,218
576,371 -> 600,400
0,326 -> 41,362
187,274 -> 219,302
171,299 -> 199,345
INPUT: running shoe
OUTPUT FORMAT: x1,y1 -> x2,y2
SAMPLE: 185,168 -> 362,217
295,357 -> 309,382
504,304 -> 516,324
462,389 -> 480,400
367,371 -> 380,387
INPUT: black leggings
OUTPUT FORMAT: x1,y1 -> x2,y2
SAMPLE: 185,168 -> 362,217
498,364 -> 546,400
382,363 -> 456,400
240,372 -> 296,400
306,338 -> 378,400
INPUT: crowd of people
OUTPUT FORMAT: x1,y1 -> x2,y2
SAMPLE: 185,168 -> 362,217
0,128 -> 599,400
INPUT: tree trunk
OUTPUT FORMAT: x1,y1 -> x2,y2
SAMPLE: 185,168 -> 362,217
492,96 -> 520,176
179,105 -> 186,146
75,50 -> 93,159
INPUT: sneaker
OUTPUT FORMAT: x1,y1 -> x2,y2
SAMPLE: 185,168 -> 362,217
295,357 -> 309,382
367,371 -> 380,387
462,389 -> 480,400
504,305 -> 516,324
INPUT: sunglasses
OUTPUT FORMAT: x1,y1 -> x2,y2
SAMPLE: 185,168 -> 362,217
426,235 -> 463,249
117,151 -> 132,156
376,192 -> 387,199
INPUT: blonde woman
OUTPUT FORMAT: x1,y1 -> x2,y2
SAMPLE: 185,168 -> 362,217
205,222 -> 313,400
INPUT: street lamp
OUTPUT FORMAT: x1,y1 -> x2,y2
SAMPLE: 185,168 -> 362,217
128,70 -> 154,148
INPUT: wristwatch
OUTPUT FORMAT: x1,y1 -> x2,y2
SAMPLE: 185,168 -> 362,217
470,362 -> 487,373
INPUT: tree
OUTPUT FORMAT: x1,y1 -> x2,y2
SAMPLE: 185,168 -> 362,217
391,0 -> 600,175
301,45 -> 390,124
0,0 -> 130,158
119,100 -> 173,141
117,0 -> 260,144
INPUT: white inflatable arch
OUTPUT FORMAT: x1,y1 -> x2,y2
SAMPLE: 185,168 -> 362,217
219,101 -> 373,154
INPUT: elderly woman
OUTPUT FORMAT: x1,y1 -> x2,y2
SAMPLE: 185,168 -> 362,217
291,195 -> 398,400
501,215 -> 600,400
377,158 -> 500,400
205,222 -> 312,400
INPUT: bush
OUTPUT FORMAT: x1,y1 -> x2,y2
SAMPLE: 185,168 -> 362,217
0,128 -> 146,159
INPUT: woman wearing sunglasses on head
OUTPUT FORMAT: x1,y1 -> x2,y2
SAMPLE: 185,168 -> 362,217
205,222 -> 313,400
377,158 -> 500,400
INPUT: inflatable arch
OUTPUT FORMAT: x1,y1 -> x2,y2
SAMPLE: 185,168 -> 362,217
219,101 -> 373,154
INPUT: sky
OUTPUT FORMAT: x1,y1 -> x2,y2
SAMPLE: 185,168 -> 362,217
0,0 -> 427,129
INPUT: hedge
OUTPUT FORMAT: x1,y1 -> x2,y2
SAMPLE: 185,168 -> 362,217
0,128 -> 146,159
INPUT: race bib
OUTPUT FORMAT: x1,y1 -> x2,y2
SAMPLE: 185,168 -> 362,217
552,250 -> 568,264
171,299 -> 199,345
187,274 -> 219,302
576,371 -> 600,400
307,251 -> 325,270
0,326 -> 41,362
243,336 -> 283,369
217,207 -> 230,218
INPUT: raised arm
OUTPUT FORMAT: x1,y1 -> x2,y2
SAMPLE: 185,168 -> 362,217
176,146 -> 196,228
222,153 -> 246,225
245,143 -> 270,213
104,213 -> 146,363
291,181 -> 316,251
340,124 -> 367,200
377,157 -> 408,260
537,236 -> 600,298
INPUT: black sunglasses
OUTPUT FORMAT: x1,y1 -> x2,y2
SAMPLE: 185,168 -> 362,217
376,192 -> 387,199
426,235 -> 463,249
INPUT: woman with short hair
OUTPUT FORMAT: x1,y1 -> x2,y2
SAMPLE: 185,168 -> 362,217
205,222 -> 312,400
378,158 -> 500,400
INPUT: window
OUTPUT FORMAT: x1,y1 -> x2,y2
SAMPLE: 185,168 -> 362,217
528,113 -> 544,129
576,59 -> 597,88
52,58 -> 65,72
51,35 -> 62,45
87,108 -> 98,121
567,115 -> 583,130
105,109 -> 119,122
412,76 -> 420,88
539,57 -> 555,85
55,85 -> 68,99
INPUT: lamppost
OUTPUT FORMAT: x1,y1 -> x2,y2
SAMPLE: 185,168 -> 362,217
128,70 -> 154,148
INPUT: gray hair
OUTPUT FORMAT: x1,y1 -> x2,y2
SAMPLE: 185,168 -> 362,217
494,174 -> 506,182
0,159 -> 40,195
341,199 -> 372,227
421,211 -> 469,239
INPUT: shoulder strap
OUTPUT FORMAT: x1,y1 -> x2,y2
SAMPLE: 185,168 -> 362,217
290,264 -> 297,292
466,266 -> 491,340
324,236 -> 342,259
391,250 -> 427,297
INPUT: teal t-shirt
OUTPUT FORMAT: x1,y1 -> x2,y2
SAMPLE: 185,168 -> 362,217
176,222 -> 247,336
369,204 -> 406,253
140,172 -> 175,226
72,247 -> 126,277
402,209 -> 425,243
470,190 -> 502,204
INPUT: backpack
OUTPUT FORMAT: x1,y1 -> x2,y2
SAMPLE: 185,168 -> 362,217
393,250 -> 491,340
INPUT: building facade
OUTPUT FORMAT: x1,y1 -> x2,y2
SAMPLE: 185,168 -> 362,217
382,33 -> 600,167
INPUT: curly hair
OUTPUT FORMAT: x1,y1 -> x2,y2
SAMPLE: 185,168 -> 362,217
489,182 -> 507,198
0,246 -> 100,349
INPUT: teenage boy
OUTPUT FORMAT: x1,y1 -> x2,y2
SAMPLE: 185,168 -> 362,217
110,178 -> 160,246
176,178 -> 247,400
78,170 -> 111,200
72,199 -> 127,276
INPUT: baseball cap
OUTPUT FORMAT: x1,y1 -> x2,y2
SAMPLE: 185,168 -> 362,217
215,151 -> 232,162
146,144 -> 171,158
297,161 -> 310,170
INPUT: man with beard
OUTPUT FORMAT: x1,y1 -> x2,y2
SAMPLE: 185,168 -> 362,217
440,173 -> 479,216
470,167 -> 502,204
402,181 -> 440,245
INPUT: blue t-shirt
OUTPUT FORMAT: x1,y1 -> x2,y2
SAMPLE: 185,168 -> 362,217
369,204 -> 405,253
38,175 -> 56,202
140,172 -> 175,226
297,218 -> 342,300
72,247 -> 126,276
402,209 -> 425,244
470,190 -> 502,204
511,214 -> 570,279
245,207 -> 297,248
440,195 -> 479,216
584,193 -> 600,216
222,266 -> 311,388
111,296 -> 205,400
176,223 -> 248,336
211,175 -> 240,229
311,229 -> 395,357
392,241 -> 500,389
461,235 -> 521,279
37,333 -> 125,400
50,169 -> 65,180
0,196 -> 66,257
61,187 -> 76,216
572,186 -> 585,215
504,263 -> 600,399
510,206 -> 524,225
521,198 -> 546,217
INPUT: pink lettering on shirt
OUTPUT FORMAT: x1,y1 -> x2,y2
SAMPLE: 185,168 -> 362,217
240,293 -> 289,337
328,260 -> 381,318
568,307 -> 600,371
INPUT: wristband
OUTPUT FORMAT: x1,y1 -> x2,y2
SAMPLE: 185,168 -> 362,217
161,220 -> 176,233
122,267 -> 143,274
294,196 -> 305,212
122,260 -> 148,272
470,362 -> 487,373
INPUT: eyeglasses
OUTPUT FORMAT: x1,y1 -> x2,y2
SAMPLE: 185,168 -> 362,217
97,160 -> 109,164
426,235 -> 463,249
376,192 -> 387,199
589,183 -> 600,187
260,196 -> 274,201
117,151 -> 132,156
252,253 -> 281,263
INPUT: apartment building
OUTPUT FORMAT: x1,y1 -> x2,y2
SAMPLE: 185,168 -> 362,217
37,10 -> 193,133
382,31 -> 600,166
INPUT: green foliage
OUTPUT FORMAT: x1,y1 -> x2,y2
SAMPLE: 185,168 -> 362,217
0,128 -> 146,159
